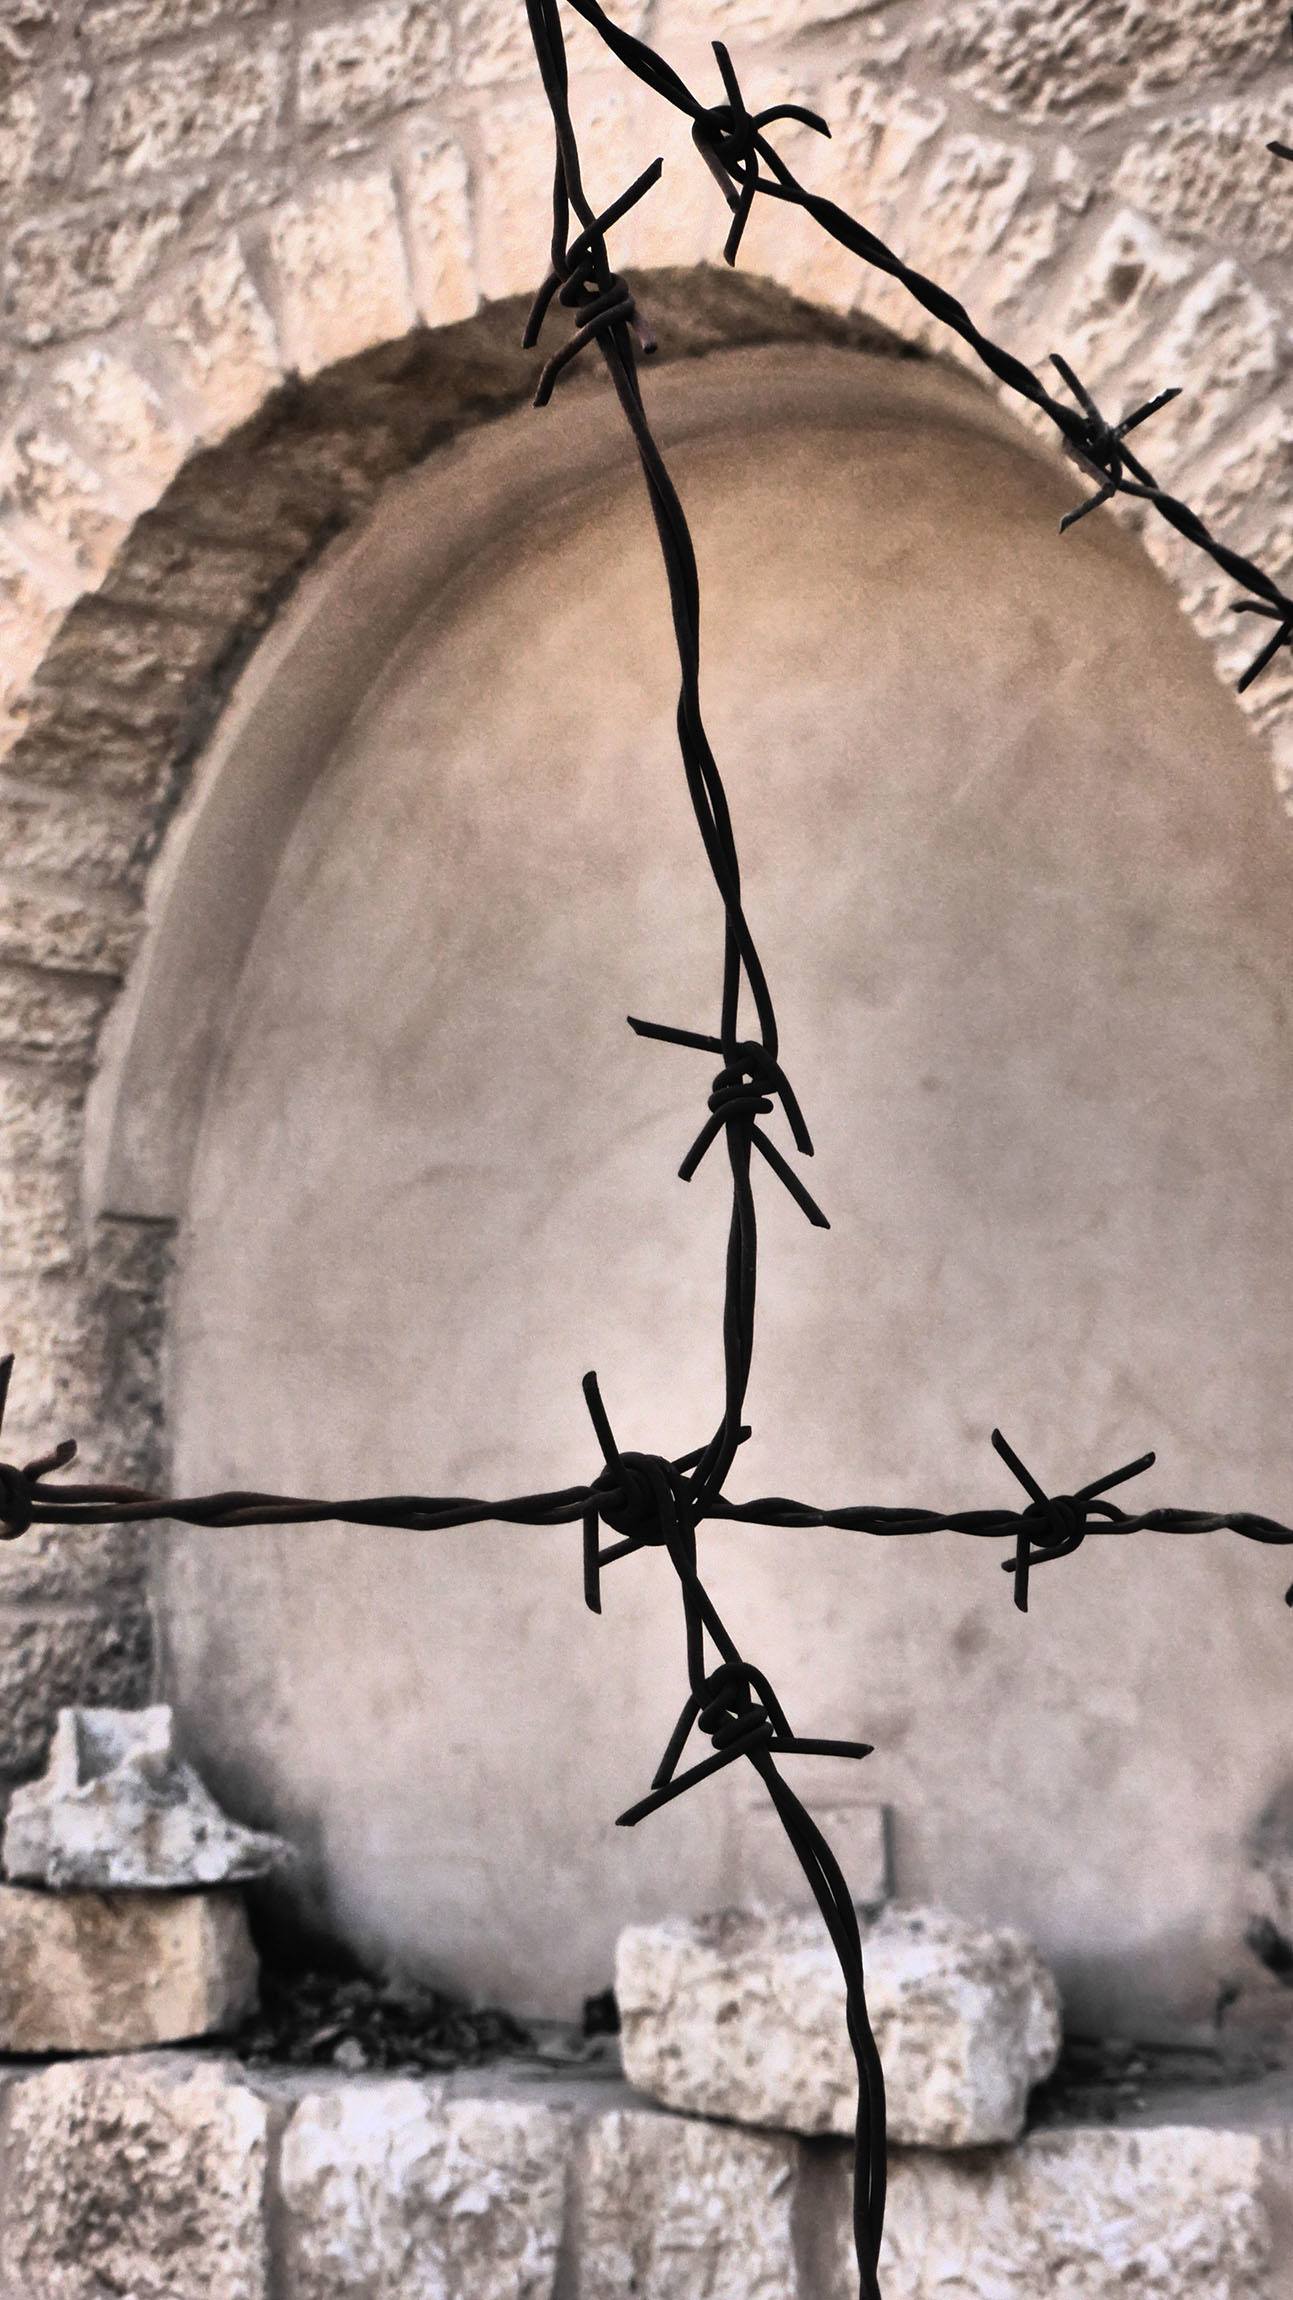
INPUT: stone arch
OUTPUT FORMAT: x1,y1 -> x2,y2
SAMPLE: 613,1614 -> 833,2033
0,265 -> 906,1790
0,0 -> 1289,1801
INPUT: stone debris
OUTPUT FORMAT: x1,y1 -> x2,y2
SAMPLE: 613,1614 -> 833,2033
3,1703 -> 292,1889
0,1882 -> 259,2052
822,2123 -> 1278,2300
615,1901 -> 1061,2146
279,2077 -> 570,2300
0,2053 -> 271,2300
234,1962 -> 533,2073
579,2105 -> 801,2300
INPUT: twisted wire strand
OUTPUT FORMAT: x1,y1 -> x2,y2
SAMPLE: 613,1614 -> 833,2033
2,11 -> 1292,2297
559,0 -> 1293,693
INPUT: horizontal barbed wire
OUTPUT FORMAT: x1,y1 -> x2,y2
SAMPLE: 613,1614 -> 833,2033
3,10 -> 1290,2296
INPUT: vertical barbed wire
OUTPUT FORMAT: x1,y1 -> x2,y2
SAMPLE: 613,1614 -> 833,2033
0,9 -> 1291,2297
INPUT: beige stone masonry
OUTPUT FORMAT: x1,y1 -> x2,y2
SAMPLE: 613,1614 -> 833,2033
617,1904 -> 1062,2146
0,1881 -> 258,2051
1,2053 -> 272,2300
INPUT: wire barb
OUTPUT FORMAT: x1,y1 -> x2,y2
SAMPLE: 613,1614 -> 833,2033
991,1428 -> 1155,1613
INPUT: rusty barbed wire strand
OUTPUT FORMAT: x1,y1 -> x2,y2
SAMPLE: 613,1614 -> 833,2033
2,9 -> 1293,2297
561,0 -> 1293,693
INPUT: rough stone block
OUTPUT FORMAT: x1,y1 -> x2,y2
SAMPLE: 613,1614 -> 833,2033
0,525 -> 69,701
5,1703 -> 292,1888
934,0 -> 1285,124
46,347 -> 197,506
279,2077 -> 570,2298
0,1881 -> 258,2050
398,130 -> 478,328
263,171 -> 417,379
298,3 -> 451,133
79,0 -> 265,51
579,2104 -> 800,2299
0,417 -> 131,588
0,961 -> 115,1062
817,2124 -> 1276,2299
616,1903 -> 1061,2146
144,237 -> 284,439
1115,99 -> 1293,266
1,2053 -> 271,2299
0,1604 -> 151,1775
3,196 -> 190,346
91,29 -> 289,185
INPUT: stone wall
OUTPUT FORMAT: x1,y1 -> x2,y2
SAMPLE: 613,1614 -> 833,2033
0,0 -> 1289,1798
0,2049 -> 1288,2299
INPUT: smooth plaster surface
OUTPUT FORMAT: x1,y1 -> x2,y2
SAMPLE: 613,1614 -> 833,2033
153,344 -> 1293,2031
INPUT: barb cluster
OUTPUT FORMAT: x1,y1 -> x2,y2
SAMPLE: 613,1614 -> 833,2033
3,7 -> 1292,2296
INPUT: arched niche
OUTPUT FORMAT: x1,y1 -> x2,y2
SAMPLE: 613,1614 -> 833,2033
93,339 -> 1293,2031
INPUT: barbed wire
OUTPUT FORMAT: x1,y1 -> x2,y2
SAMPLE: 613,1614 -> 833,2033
2,8 -> 1292,2296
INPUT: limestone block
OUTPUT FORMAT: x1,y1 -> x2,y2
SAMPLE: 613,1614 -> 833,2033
0,1882 -> 258,2051
398,131 -> 478,328
279,2077 -> 570,2299
0,417 -> 132,587
1115,100 -> 1293,266
0,524 -> 69,699
579,2104 -> 800,2300
934,0 -> 1284,125
1,2053 -> 271,2300
4,1703 -> 292,1888
80,0 -> 265,53
817,2125 -> 1275,2299
616,1903 -> 1061,2145
91,29 -> 288,186
45,348 -> 195,510
4,196 -> 190,347
143,237 -> 284,439
298,3 -> 451,133
263,171 -> 417,379
0,1608 -> 150,1775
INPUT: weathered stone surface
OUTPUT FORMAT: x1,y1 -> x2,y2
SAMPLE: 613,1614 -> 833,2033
279,2077 -> 570,2299
2,2053 -> 270,2299
0,1881 -> 258,2050
617,1904 -> 1061,2145
580,2104 -> 800,2300
143,236 -> 284,438
398,130 -> 478,328
816,2124 -> 1276,2299
4,1702 -> 292,1887
298,3 -> 451,134
1115,100 -> 1293,264
263,170 -> 417,379
935,0 -> 1285,123
3,195 -> 191,346
91,29 -> 288,186
0,1605 -> 150,1773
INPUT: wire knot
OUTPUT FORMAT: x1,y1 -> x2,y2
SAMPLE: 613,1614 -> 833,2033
592,1448 -> 696,1547
628,1018 -> 829,1227
690,41 -> 829,265
1049,354 -> 1179,535
992,1427 -> 1154,1613
695,1659 -> 776,1755
0,1354 -> 77,1541
523,161 -> 662,406
0,1462 -> 32,1540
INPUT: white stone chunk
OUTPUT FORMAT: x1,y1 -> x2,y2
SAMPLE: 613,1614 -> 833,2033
279,2077 -> 571,2299
616,1902 -> 1061,2146
3,1702 -> 292,1888
579,2104 -> 801,2300
0,2053 -> 271,2300
0,1881 -> 259,2051
817,2124 -> 1277,2300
